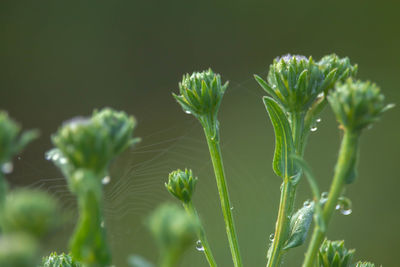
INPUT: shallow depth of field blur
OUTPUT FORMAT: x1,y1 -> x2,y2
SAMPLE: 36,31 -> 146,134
1,1 -> 399,266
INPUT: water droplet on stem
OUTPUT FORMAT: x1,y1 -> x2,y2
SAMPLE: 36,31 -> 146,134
195,240 -> 204,251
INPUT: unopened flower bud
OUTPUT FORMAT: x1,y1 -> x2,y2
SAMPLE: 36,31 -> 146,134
165,169 -> 197,203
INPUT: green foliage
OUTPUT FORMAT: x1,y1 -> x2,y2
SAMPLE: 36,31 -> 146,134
318,54 -> 358,87
318,240 -> 355,267
263,96 -> 299,180
328,78 -> 393,132
173,69 -> 228,138
165,169 -> 197,203
1,189 -> 60,239
283,201 -> 314,250
41,252 -> 81,267
0,233 -> 39,267
51,108 -> 138,176
0,111 -> 38,165
255,54 -> 356,114
147,203 -> 199,266
173,68 -> 228,119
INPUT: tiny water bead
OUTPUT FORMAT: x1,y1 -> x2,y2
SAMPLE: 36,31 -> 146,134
269,234 -> 275,241
1,162 -> 13,174
184,110 -> 192,114
310,126 -> 318,132
230,207 -> 234,211
316,118 -> 322,123
195,240 -> 204,252
101,221 -> 105,228
321,192 -> 328,199
102,176 -> 111,185
335,197 -> 352,216
340,208 -> 352,216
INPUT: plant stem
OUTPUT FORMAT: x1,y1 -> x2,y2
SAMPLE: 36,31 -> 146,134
160,249 -> 180,267
267,112 -> 304,267
183,201 -> 217,267
267,178 -> 297,267
0,172 -> 6,212
204,128 -> 242,267
302,131 -> 359,267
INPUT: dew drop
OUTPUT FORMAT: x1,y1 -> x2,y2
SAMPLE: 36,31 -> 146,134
317,92 -> 324,98
335,204 -> 341,210
269,233 -> 275,241
340,208 -> 352,216
303,200 -> 312,207
52,153 -> 60,161
230,207 -> 234,211
316,118 -> 322,123
310,126 -> 318,132
17,156 -> 22,160
2,162 -> 13,174
321,192 -> 328,199
185,110 -> 192,114
102,176 -> 111,185
59,158 -> 68,164
195,240 -> 204,252
101,221 -> 105,228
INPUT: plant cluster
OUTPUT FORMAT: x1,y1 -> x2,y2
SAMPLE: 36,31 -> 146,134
0,53 -> 392,267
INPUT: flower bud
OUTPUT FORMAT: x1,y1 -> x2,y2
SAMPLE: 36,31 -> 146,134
165,169 -> 197,203
328,78 -> 393,132
318,239 -> 355,267
1,189 -> 60,239
0,233 -> 39,267
41,252 -> 81,267
318,54 -> 358,85
173,69 -> 228,119
51,108 -> 138,175
0,112 -> 38,165
147,203 -> 199,254
92,108 -> 139,156
255,54 -> 357,114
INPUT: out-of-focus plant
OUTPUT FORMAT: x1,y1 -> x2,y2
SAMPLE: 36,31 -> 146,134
47,108 -> 139,267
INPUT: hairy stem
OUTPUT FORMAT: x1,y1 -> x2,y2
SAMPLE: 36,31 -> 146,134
183,201 -> 217,267
302,131 -> 359,267
204,127 -> 242,267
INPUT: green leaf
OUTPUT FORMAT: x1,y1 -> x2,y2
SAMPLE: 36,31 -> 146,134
263,97 -> 298,178
283,201 -> 314,250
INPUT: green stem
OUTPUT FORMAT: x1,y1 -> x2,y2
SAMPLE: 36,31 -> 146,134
203,127 -> 242,267
267,178 -> 297,267
0,172 -> 7,212
183,201 -> 217,267
302,131 -> 359,267
267,112 -> 304,267
160,249 -> 180,267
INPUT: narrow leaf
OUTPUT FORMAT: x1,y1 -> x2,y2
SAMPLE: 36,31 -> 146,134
263,97 -> 297,178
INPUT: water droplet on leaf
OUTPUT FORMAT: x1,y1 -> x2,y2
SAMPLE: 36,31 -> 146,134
321,192 -> 328,199
316,118 -> 322,123
230,207 -> 234,211
2,162 -> 13,174
195,240 -> 204,251
310,126 -> 317,132
185,110 -> 192,114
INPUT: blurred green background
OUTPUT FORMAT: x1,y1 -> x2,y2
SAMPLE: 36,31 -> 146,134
1,0 -> 399,266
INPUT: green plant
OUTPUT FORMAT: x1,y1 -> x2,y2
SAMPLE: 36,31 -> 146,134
0,53 -> 392,267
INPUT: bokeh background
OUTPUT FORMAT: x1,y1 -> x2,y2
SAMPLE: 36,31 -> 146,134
1,1 -> 399,266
